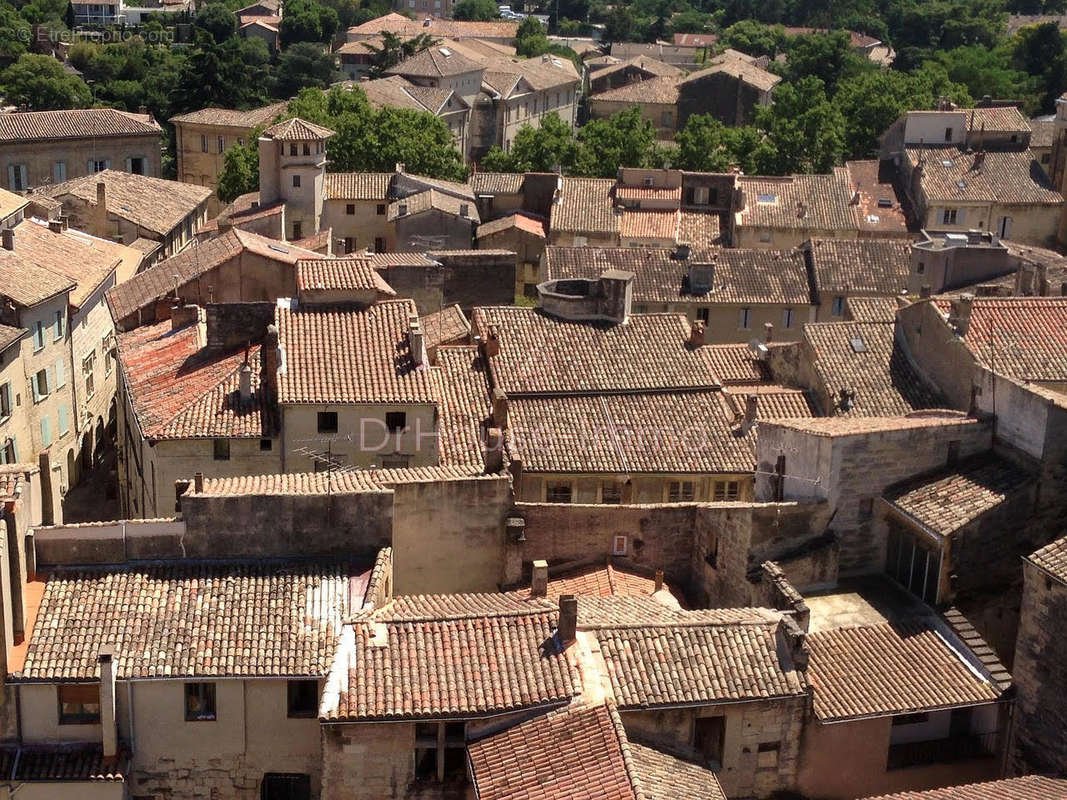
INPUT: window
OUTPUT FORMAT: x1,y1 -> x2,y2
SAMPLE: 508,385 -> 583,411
343,237 -> 355,254
713,480 -> 739,501
103,335 -> 113,376
346,203 -> 355,215
661,110 -> 673,127
40,415 -> 51,447
260,438 -> 272,451
414,722 -> 466,782
0,382 -> 9,419
317,411 -> 338,434
83,352 -> 95,399
58,405 -> 69,435
262,774 -> 311,800
738,308 -> 751,330
58,684 -> 101,724
129,156 -> 145,175
292,175 -> 301,188
757,742 -> 780,768
917,261 -> 925,275
601,481 -> 622,504
54,360 -> 65,388
287,680 -> 318,718
831,296 -> 845,316
201,135 -> 208,153
303,142 -> 311,156
184,682 -> 217,721
33,368 -> 48,400
758,230 -> 771,243
782,308 -> 795,328
385,411 -> 406,433
374,237 -> 385,253
942,208 -> 959,225
291,221 -> 302,240
944,126 -> 953,142
33,321 -> 44,351
693,186 -> 709,205
612,535 -> 627,555
53,161 -> 66,183
89,159 -> 108,174
545,481 -> 572,503
859,496 -> 874,520
0,437 -> 15,464
216,136 -> 224,154
54,310 -> 64,340
694,716 -> 726,770
213,438 -> 230,461
668,480 -> 695,502
885,523 -> 941,605
696,307 -> 710,323
289,143 -> 298,156
376,204 -> 386,215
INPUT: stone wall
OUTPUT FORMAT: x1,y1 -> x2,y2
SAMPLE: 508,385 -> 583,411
1011,558 -> 1067,775
33,518 -> 186,565
321,722 -> 415,800
205,302 -> 276,352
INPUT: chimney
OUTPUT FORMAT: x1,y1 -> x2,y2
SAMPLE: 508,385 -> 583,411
673,243 -> 691,261
395,162 -> 405,173
972,150 -> 986,172
483,325 -> 500,358
239,361 -> 252,403
398,203 -> 408,217
654,569 -> 664,592
688,320 -> 705,348
919,284 -> 932,299
262,324 -> 280,399
951,293 -> 975,336
98,647 -> 117,759
557,594 -> 577,644
194,471 -> 204,492
170,303 -> 199,331
485,427 -> 504,473
531,560 -> 548,597
1,228 -> 12,251
409,317 -> 425,366
1017,263 -> 1035,296
764,322 -> 773,343
741,395 -> 758,434
492,387 -> 508,428
459,203 -> 469,218
597,270 -> 634,324
58,215 -> 69,231
1037,262 -> 1049,296
48,219 -> 63,234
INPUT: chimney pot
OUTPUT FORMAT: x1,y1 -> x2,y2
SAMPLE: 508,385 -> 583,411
1,228 -> 13,251
239,362 -> 252,403
96,180 -> 106,206
48,219 -> 63,234
654,569 -> 664,592
492,387 -> 508,428
764,322 -> 773,343
531,559 -> 548,597
98,647 -> 117,759
409,320 -> 425,366
194,472 -> 204,492
742,395 -> 758,433
483,325 -> 501,358
263,324 -> 280,399
485,427 -> 504,473
557,594 -> 577,644
170,303 -> 199,331
688,320 -> 705,348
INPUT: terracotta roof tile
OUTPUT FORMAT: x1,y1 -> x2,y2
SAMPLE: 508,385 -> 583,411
905,147 -> 1061,205
116,319 -> 274,440
618,209 -> 677,240
862,776 -> 1067,800
727,384 -> 819,419
263,117 -> 335,141
191,465 -> 489,497
591,75 -> 680,104
885,454 -> 1033,536
17,561 -> 353,680
845,160 -> 908,234
296,257 -> 395,296
468,703 -> 640,800
387,188 -> 479,222
323,172 -> 393,201
806,621 -> 1002,721
472,307 -> 718,395
803,321 -> 945,416
1026,534 -> 1067,584
39,170 -> 210,237
597,618 -> 806,708
737,170 -> 857,231
0,744 -> 128,782
471,172 -> 524,195
422,304 -> 470,350
0,323 -> 23,353
763,412 -> 976,438
386,43 -> 483,77
805,238 -> 911,296
681,58 -> 780,93
676,211 -> 721,247
347,13 -> 518,40
0,236 -> 76,307
551,177 -> 618,236
276,299 -> 435,405
615,185 -> 681,202
1030,117 -> 1055,148
846,296 -> 899,322
0,108 -> 160,142
169,103 -> 286,128
968,106 -> 1031,134
629,741 -> 727,800
506,390 -> 755,473
433,345 -> 489,466
700,343 -> 771,384
534,562 -> 676,600
476,212 -> 547,239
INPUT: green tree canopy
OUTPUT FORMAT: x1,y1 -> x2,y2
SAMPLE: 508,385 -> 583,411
194,2 -> 237,44
0,53 -> 92,109
752,76 -> 844,174
574,105 -> 657,176
279,0 -> 339,46
451,0 -> 500,20
482,112 -> 579,172
276,41 -> 340,97
719,21 -> 787,58
216,132 -> 261,203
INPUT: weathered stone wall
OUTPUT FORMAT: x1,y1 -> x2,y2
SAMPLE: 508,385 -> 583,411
321,722 -> 415,800
1011,559 -> 1067,775
205,302 -> 276,352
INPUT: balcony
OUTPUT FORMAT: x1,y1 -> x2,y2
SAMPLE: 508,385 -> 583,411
887,732 -> 999,770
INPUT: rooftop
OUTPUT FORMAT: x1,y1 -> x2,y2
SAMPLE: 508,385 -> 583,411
470,171 -> 524,195
295,257 -> 395,297
763,411 -> 975,438
803,321 -> 945,416
590,75 -> 680,105
0,324 -> 23,353
805,238 -> 911,297
275,299 -> 436,405
0,231 -> 77,308
550,176 -> 618,236
386,43 -> 483,78
387,188 -> 479,223
39,170 -> 211,237
520,561 -> 679,601
681,57 -> 781,93
476,212 -> 547,240
701,343 -> 772,384
116,319 -> 273,441
169,102 -> 286,128
347,13 -> 518,40
432,345 -> 489,467
846,296 -> 901,323
471,306 -> 718,396
592,55 -> 684,81
844,160 -> 909,235
905,147 -> 1061,205
421,303 -> 470,351
968,105 -> 1031,134
1027,535 -> 1067,585
0,744 -> 127,783
885,454 -> 1033,537
323,171 -> 393,201
861,776 -> 1067,799
190,465 -> 489,498
15,561 -> 357,681
737,169 -> 858,231
0,108 -> 161,142
263,117 -> 335,141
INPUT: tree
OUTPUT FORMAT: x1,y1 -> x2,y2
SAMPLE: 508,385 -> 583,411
784,31 -> 871,94
719,21 -> 787,58
574,105 -> 656,176
451,0 -> 499,20
0,4 -> 31,65
216,134 -> 261,203
485,112 -> 579,172
926,45 -> 1038,112
0,54 -> 92,110
674,114 -> 733,172
1013,22 -> 1067,111
753,76 -> 844,174
194,2 -> 237,43
170,32 -> 273,114
275,41 -> 340,97
603,6 -> 636,42
279,0 -> 338,46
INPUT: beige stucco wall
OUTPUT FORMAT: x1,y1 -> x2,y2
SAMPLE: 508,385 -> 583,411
733,224 -> 858,250
629,299 -> 812,344
322,199 -> 392,254
175,121 -> 264,215
0,335 -> 33,471
58,194 -> 209,260
0,135 -> 161,192
517,472 -> 754,504
921,201 -> 1059,248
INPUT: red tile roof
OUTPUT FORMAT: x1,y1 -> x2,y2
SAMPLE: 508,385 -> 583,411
534,562 -> 672,599
476,212 -> 548,240
295,257 -> 396,296
433,345 -> 489,467
944,297 -> 1067,382
116,319 -> 274,440
263,117 -> 335,141
551,177 -> 618,236
0,108 -> 160,142
737,169 -> 857,231
1027,534 -> 1067,584
619,209 -> 679,240
169,102 -> 285,128
862,775 -> 1067,799
0,745 -> 128,782
275,299 -> 436,405
806,621 -> 1003,721
422,304 -> 470,350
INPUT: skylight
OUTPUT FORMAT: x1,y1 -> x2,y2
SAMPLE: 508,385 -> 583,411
877,197 -> 893,208
756,193 -> 776,204
269,244 -> 290,253
941,159 -> 954,167
850,336 -> 868,353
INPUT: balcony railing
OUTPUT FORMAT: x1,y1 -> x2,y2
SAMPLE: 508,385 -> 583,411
887,732 -> 999,770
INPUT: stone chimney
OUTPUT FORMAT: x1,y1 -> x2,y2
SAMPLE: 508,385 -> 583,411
688,320 -> 705,348
764,322 -> 773,343
950,293 -> 975,336
919,284 -> 932,299
409,317 -> 425,366
1017,263 -> 1036,296
99,647 -> 118,759
170,303 -> 199,331
492,387 -> 508,428
194,472 -> 204,492
239,360 -> 252,404
485,427 -> 504,473
262,324 -> 280,400
557,594 -> 577,644
531,560 -> 548,598
1,228 -> 13,251
654,569 -> 664,592
48,219 -> 63,234
598,270 -> 634,324
483,325 -> 500,358
95,181 -> 108,233
741,395 -> 758,434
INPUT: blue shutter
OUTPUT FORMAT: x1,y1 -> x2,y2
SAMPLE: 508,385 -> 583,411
58,405 -> 68,435
40,416 -> 51,447
6,165 -> 13,190
54,359 -> 64,388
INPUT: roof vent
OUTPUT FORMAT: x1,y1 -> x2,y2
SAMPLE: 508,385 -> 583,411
877,197 -> 892,208
439,46 -> 451,56
850,336 -> 867,353
398,203 -> 408,216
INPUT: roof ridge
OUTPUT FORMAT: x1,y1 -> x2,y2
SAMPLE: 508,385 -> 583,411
606,701 -> 646,800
